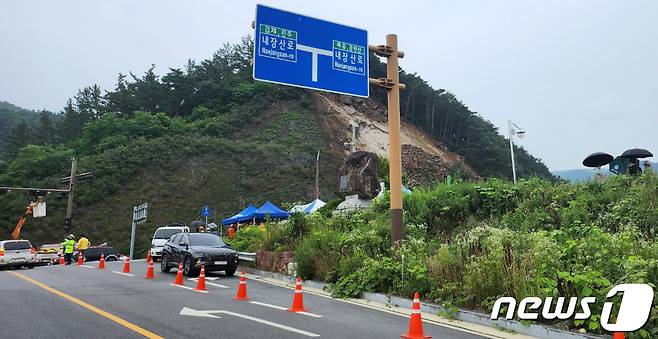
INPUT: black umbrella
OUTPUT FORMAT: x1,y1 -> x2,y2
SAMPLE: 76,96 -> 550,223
582,152 -> 614,168
620,148 -> 653,159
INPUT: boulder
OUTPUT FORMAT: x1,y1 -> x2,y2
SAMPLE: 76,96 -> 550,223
336,151 -> 380,199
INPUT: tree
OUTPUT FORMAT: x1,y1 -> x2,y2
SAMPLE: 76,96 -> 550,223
34,110 -> 57,144
75,84 -> 106,119
5,122 -> 33,158
58,99 -> 86,142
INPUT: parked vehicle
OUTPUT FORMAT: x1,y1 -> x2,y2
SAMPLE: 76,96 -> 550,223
160,233 -> 237,277
73,246 -> 123,262
0,240 -> 36,270
36,243 -> 61,265
151,224 -> 189,262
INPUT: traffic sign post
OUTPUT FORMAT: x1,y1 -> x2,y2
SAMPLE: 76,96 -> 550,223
130,202 -> 148,260
252,5 -> 406,246
201,206 -> 211,232
253,5 -> 369,97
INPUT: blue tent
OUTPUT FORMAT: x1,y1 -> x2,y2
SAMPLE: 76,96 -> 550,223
221,204 -> 258,225
253,201 -> 290,219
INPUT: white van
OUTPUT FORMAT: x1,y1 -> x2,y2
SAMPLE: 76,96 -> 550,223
151,224 -> 189,262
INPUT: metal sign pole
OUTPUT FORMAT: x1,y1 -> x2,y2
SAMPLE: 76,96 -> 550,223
129,207 -> 137,260
386,34 -> 404,246
369,36 -> 406,246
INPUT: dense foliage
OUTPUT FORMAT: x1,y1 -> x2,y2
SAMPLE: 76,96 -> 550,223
232,172 -> 658,337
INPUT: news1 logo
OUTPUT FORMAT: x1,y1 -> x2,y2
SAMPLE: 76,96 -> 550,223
491,284 -> 655,332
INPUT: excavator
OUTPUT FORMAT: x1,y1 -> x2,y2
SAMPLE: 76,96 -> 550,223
11,198 -> 43,240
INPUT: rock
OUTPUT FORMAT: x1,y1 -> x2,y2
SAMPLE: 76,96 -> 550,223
336,151 -> 380,199
333,194 -> 373,215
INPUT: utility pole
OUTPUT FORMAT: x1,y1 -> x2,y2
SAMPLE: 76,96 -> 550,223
64,157 -> 77,233
369,35 -> 406,246
314,151 -> 320,200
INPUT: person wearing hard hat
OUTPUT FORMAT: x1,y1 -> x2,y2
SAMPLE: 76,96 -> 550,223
63,234 -> 76,265
77,234 -> 89,261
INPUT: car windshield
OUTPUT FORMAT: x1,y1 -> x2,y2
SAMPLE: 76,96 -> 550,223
154,228 -> 183,239
188,234 -> 225,247
3,241 -> 31,250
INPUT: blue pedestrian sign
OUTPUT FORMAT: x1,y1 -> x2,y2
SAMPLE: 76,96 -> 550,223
200,206 -> 211,217
253,5 -> 369,97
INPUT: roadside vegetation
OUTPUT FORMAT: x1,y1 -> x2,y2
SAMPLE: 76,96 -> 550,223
231,172 -> 658,337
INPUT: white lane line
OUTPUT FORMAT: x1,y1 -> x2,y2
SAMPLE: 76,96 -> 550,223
169,283 -> 209,294
250,301 -> 323,318
245,274 -> 499,338
79,265 -> 95,269
112,271 -> 135,277
220,310 -> 320,337
188,278 -> 229,289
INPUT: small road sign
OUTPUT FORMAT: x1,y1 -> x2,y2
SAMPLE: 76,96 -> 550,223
253,4 -> 369,97
201,206 -> 211,217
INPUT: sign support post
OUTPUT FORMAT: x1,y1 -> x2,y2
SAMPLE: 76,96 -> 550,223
130,202 -> 148,260
369,36 -> 406,246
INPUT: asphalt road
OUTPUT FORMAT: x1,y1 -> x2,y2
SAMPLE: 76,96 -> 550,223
0,261 -> 494,339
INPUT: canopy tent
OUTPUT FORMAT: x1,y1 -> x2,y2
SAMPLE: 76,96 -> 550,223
253,201 -> 290,219
221,204 -> 258,225
290,199 -> 326,214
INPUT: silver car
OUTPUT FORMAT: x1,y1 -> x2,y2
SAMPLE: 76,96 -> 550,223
0,240 -> 36,270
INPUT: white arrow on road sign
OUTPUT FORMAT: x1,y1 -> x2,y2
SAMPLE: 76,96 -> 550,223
179,307 -> 320,337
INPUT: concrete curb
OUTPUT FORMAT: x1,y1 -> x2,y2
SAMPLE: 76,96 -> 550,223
239,266 -> 604,339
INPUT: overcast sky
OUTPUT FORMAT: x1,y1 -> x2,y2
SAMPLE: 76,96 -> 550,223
1,1 -> 657,170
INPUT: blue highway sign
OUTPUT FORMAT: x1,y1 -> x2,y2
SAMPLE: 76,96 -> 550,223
253,5 -> 369,97
201,206 -> 211,217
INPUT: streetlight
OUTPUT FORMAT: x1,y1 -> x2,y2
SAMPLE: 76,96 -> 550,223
508,120 -> 525,184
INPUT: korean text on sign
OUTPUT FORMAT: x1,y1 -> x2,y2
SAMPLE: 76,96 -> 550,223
258,24 -> 298,62
332,40 -> 366,75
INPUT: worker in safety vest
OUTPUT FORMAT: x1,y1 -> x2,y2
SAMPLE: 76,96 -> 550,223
77,234 -> 89,261
63,234 -> 75,265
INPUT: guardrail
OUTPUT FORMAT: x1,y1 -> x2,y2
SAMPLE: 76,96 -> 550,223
238,252 -> 256,262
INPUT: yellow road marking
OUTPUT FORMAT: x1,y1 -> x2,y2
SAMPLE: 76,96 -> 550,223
8,271 -> 164,339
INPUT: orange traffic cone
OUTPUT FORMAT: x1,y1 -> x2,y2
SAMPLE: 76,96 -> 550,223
195,266 -> 207,291
234,272 -> 249,300
98,254 -> 105,269
288,277 -> 308,312
122,257 -> 131,273
173,262 -> 184,285
146,250 -> 152,264
59,255 -> 65,265
401,292 -> 431,339
613,333 -> 625,339
145,259 -> 154,279
77,253 -> 84,266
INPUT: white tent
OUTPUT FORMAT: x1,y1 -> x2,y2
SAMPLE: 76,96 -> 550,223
290,199 -> 326,214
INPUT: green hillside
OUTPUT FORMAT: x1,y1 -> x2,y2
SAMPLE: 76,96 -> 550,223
0,37 -> 552,254
0,101 -> 41,163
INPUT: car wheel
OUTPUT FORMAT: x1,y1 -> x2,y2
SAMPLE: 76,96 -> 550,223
183,256 -> 199,277
27,265 -> 34,269
225,266 -> 236,277
161,254 -> 171,273
106,256 -> 118,262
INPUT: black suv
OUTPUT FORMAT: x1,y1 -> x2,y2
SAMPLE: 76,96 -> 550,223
160,233 -> 238,277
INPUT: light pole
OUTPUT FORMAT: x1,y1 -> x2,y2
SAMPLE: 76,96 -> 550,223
508,120 -> 525,184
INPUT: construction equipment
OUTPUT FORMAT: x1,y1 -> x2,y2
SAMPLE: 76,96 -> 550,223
11,202 -> 35,240
10,196 -> 47,240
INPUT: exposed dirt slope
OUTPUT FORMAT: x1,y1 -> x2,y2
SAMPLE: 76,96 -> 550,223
313,92 -> 479,185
